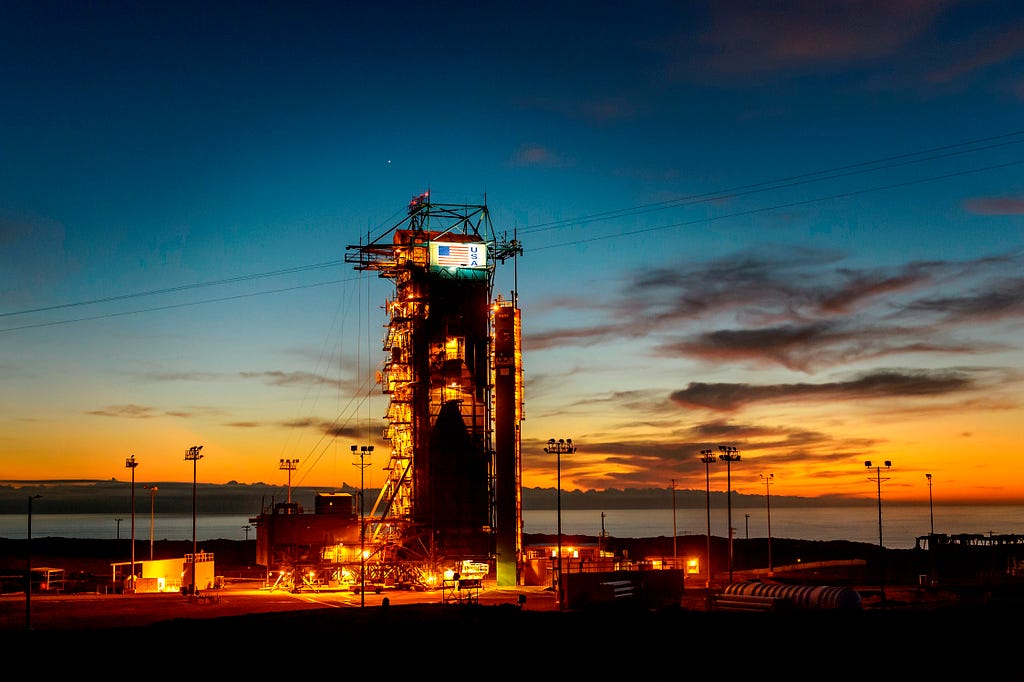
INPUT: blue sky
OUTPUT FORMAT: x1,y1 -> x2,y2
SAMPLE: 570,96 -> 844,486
1,1 -> 1022,503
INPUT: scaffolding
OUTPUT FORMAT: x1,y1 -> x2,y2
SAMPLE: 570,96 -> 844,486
346,192 -> 524,583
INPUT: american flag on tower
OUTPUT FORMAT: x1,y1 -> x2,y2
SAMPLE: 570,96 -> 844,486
431,241 -> 487,268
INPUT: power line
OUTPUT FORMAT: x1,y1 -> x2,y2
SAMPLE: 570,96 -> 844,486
4,132 -> 1021,332
528,157 -> 1024,252
0,259 -> 348,319
0,277 -> 351,333
516,130 -> 1024,236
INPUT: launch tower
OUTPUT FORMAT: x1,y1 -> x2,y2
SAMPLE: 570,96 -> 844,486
345,192 -> 524,586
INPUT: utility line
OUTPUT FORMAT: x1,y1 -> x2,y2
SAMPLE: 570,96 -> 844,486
528,157 -> 1024,252
4,133 -> 1021,331
0,277 -> 350,333
517,132 -> 1024,236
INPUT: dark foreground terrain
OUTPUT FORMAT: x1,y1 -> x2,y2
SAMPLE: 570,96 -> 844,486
3,534 -> 1022,672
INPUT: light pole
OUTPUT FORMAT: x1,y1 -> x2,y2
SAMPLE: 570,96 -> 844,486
242,524 -> 252,541
718,445 -> 741,583
115,517 -> 123,539
26,494 -> 41,631
143,484 -> 158,561
186,445 -> 204,595
351,444 -> 373,608
125,454 -> 138,593
279,458 -> 299,504
699,449 -> 715,588
926,472 -> 935,585
866,460 -> 892,605
761,473 -> 774,576
671,479 -> 677,571
545,438 -> 576,609
926,473 -> 934,536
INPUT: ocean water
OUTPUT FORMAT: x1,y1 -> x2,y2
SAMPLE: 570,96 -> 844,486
2,505 -> 1023,549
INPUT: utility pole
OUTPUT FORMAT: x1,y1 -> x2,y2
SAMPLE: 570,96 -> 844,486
143,484 -> 158,561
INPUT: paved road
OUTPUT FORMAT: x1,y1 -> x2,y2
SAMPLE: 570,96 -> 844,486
0,581 -> 555,632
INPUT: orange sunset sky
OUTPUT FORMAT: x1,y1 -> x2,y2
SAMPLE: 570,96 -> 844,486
2,2 -> 1022,505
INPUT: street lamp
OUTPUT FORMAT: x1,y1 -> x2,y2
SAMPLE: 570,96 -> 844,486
185,445 -> 204,595
926,473 -> 934,536
699,449 -> 715,588
143,484 -> 158,561
125,454 -> 138,593
718,445 -> 741,583
242,524 -> 252,541
26,494 -> 41,631
761,473 -> 774,576
926,472 -> 935,586
866,460 -> 892,604
671,479 -> 677,571
351,444 -> 373,608
545,437 -> 576,609
279,458 -> 299,504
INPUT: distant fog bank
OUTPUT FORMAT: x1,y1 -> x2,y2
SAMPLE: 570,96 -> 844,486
0,479 -> 875,515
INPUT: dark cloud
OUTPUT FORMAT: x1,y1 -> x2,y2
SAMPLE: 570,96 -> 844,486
508,144 -> 569,168
278,417 -> 364,440
669,368 -> 978,411
85,404 -> 157,418
239,370 -> 346,390
530,249 -> 1022,372
686,0 -> 949,79
903,277 -> 1024,322
962,196 -> 1024,214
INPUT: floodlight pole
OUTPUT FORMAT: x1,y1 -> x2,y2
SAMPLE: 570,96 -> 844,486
700,449 -> 715,589
671,479 -> 677,571
352,444 -> 373,608
545,438 -> 576,609
185,445 -> 204,595
125,454 -> 138,593
866,460 -> 892,605
26,494 -> 41,631
280,458 -> 299,504
143,484 -> 158,561
718,445 -> 741,583
761,473 -> 774,576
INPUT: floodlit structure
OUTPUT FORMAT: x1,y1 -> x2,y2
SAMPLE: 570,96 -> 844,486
251,192 -> 524,592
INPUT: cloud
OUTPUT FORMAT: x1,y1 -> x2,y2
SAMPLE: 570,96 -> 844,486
668,368 -> 978,411
278,417 -> 365,440
529,249 -> 1023,372
962,196 -> 1024,215
902,277 -> 1024,323
239,370 -> 347,390
926,24 -> 1024,84
507,143 -> 568,168
85,404 -> 159,418
686,0 -> 948,77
